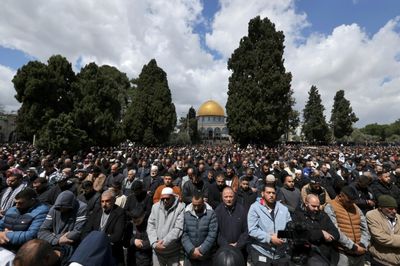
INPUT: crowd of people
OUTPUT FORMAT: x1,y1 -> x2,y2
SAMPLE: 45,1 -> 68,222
0,142 -> 400,266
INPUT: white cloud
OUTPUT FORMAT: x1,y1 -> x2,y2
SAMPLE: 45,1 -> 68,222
0,0 -> 224,115
286,17 -> 400,126
205,0 -> 309,59
0,0 -> 399,127
0,65 -> 20,112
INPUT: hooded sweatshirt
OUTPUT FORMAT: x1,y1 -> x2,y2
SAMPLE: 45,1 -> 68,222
38,191 -> 87,245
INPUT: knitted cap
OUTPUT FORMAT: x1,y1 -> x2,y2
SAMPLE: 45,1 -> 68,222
378,195 -> 398,208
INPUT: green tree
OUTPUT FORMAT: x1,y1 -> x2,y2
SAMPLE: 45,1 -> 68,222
123,59 -> 176,145
302,86 -> 330,142
330,90 -> 358,139
13,55 -> 76,140
73,63 -> 130,147
285,109 -> 300,140
360,123 -> 388,141
226,16 -> 294,144
36,113 -> 89,154
178,107 -> 199,144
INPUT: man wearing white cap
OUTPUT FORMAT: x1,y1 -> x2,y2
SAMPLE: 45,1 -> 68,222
147,187 -> 185,266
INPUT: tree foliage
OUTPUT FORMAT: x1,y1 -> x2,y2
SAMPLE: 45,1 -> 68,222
36,113 -> 89,154
302,86 -> 330,142
12,55 -> 132,152
330,90 -> 358,139
13,55 -> 76,140
226,16 -> 294,144
73,63 -> 130,147
178,107 -> 199,144
360,123 -> 389,141
123,59 -> 176,145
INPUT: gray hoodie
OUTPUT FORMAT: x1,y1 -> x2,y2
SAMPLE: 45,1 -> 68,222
38,191 -> 87,245
147,196 -> 185,255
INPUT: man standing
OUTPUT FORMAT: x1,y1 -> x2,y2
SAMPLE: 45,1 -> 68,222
85,166 -> 106,193
277,175 -> 301,214
104,164 -> 125,189
143,165 -> 163,197
301,175 -> 331,211
248,184 -> 291,265
236,176 -> 257,213
0,188 -> 49,251
182,193 -> 218,266
292,194 -> 339,265
153,173 -> 182,204
366,195 -> 400,265
215,187 -> 248,258
0,173 -> 27,218
208,174 -> 227,209
325,186 -> 370,266
225,165 -> 239,192
77,180 -> 101,215
371,168 -> 400,210
182,170 -> 209,205
122,169 -> 137,196
38,191 -> 87,264
83,190 -> 126,265
147,187 -> 185,266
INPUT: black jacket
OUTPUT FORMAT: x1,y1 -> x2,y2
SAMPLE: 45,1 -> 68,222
214,202 -> 248,249
83,205 -> 126,265
142,175 -> 163,197
77,191 -> 101,215
182,180 -> 209,205
123,220 -> 152,266
124,191 -> 153,219
292,207 -> 339,264
208,183 -> 226,209
350,182 -> 374,214
371,180 -> 400,209
236,188 -> 257,213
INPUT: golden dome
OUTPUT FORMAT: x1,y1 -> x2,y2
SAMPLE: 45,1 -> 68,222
197,100 -> 225,117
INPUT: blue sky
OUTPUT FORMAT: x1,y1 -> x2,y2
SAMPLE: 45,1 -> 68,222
5,0 -> 399,71
1,0 -> 400,126
297,0 -> 400,37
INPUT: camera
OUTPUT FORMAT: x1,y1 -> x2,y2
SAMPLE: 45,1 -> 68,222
278,221 -> 311,265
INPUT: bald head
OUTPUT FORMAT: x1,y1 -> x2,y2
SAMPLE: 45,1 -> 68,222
222,187 -> 235,207
305,194 -> 320,213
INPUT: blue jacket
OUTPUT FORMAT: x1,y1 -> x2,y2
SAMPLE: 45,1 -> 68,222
247,198 -> 291,259
0,202 -> 49,247
182,203 -> 218,258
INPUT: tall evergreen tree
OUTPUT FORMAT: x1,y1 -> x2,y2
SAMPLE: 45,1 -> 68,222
124,59 -> 176,145
178,107 -> 199,144
13,55 -> 76,141
226,16 -> 294,144
330,90 -> 358,139
73,63 -> 130,147
302,86 -> 330,142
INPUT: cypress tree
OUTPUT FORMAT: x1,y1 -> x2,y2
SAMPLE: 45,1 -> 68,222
226,16 -> 294,144
73,63 -> 130,147
330,90 -> 358,139
124,59 -> 176,145
302,86 -> 330,142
